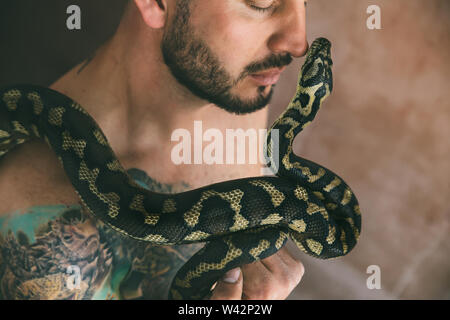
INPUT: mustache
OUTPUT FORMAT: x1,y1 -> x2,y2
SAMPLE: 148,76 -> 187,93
245,53 -> 293,75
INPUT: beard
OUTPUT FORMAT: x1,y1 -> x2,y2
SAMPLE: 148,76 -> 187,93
160,0 -> 292,115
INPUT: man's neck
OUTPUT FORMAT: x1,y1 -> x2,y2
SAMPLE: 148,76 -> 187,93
49,27 -> 268,184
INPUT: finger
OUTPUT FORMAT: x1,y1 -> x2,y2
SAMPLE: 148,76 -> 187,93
241,259 -> 272,276
240,261 -> 278,300
276,247 -> 305,278
259,252 -> 287,273
277,246 -> 299,264
241,252 -> 305,300
210,268 -> 243,300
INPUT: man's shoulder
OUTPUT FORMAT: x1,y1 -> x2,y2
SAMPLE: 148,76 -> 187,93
0,139 -> 79,215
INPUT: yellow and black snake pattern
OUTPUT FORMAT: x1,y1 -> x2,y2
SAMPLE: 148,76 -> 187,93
0,38 -> 361,300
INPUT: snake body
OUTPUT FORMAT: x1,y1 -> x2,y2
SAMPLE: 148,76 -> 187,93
0,38 -> 361,299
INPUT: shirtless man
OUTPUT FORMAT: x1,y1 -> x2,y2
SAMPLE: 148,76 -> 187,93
0,0 -> 308,300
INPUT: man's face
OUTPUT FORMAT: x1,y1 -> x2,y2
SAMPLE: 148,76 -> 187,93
161,0 -> 307,115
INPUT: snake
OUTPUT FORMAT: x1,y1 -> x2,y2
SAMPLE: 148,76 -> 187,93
0,38 -> 361,300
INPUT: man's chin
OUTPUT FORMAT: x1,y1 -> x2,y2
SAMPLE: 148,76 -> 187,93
211,92 -> 273,115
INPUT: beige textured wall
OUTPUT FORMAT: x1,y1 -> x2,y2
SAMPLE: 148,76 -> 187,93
0,0 -> 447,300
272,0 -> 450,299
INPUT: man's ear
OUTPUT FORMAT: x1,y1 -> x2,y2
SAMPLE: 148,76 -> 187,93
134,0 -> 168,29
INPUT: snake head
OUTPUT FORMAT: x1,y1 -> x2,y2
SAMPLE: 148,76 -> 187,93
300,37 -> 333,94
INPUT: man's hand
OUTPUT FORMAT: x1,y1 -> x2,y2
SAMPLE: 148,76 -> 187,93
210,247 -> 305,300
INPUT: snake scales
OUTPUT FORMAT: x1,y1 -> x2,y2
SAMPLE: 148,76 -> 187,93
0,38 -> 361,300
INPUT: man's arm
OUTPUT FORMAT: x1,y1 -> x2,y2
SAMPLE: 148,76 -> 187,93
0,204 -> 115,299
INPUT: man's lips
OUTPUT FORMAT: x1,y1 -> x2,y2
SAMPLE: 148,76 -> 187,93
249,67 -> 286,86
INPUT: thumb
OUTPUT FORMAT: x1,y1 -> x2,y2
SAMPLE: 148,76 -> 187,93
210,268 -> 243,300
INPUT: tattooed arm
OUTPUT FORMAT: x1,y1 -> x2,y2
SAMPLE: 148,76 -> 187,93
0,204 -> 114,300
0,167 -> 200,300
0,140 -> 116,300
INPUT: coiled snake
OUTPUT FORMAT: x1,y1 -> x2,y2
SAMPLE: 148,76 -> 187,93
0,38 -> 361,300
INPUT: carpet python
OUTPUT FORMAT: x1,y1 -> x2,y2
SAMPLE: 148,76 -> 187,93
0,38 -> 361,300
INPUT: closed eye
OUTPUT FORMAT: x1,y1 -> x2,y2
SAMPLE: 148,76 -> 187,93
247,0 -> 277,13
250,4 -> 274,13
248,1 -> 307,14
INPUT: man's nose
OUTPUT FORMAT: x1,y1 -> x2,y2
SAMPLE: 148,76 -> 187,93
268,1 -> 309,58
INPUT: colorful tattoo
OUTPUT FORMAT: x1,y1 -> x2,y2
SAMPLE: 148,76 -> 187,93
0,169 -> 201,300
